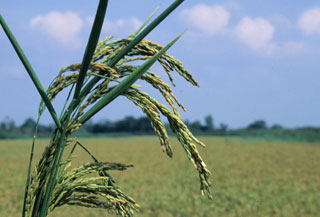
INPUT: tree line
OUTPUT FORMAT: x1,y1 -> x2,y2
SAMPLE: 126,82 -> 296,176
1,115 -> 319,142
0,115 -> 221,138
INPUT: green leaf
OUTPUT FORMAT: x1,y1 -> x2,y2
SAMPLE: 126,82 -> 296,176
73,0 -> 109,101
134,5 -> 160,35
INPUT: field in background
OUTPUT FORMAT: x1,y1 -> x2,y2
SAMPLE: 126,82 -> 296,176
0,137 -> 319,217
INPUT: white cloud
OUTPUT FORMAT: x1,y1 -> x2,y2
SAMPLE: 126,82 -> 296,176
180,4 -> 230,35
298,8 -> 320,35
102,17 -> 142,35
234,17 -> 275,54
30,11 -> 83,48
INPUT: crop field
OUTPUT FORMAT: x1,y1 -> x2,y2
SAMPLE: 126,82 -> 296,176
0,136 -> 319,217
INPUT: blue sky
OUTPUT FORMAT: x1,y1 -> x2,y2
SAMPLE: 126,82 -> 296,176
1,0 -> 320,128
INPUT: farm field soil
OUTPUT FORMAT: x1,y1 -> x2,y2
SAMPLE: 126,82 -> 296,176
0,136 -> 319,217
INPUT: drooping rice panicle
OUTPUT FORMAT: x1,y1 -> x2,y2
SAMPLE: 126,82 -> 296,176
1,1 -> 213,216
123,88 -> 212,199
26,32 -> 212,214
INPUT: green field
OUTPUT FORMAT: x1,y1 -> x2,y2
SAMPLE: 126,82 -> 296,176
0,136 -> 319,217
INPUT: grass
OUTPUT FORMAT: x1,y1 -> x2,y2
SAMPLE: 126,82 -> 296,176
1,136 -> 319,217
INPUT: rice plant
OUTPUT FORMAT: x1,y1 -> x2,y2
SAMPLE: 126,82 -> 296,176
0,1 -> 211,216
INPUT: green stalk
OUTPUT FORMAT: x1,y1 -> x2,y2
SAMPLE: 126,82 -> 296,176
22,114 -> 41,217
58,141 -> 98,180
62,0 -> 184,121
38,115 -> 70,217
59,83 -> 75,119
79,33 -> 182,124
31,129 -> 59,217
0,13 -> 62,131
73,142 -> 114,184
134,5 -> 160,35
76,141 -> 99,162
73,0 -> 109,101
56,141 -> 79,182
37,2 -> 109,215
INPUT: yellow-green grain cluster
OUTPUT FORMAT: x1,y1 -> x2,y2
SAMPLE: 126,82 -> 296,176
25,35 -> 211,217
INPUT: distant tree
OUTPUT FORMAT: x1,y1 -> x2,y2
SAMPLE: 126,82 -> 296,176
219,123 -> 228,133
37,124 -> 53,134
183,119 -> 191,128
247,120 -> 267,130
205,115 -> 214,131
83,120 -> 95,132
124,116 -> 136,131
114,119 -> 129,132
0,116 -> 16,132
87,116 -> 154,134
271,124 -> 283,130
92,120 -> 112,133
137,117 -> 153,132
21,118 -> 37,134
190,120 -> 202,132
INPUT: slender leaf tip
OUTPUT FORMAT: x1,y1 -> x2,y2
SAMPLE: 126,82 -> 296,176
134,5 -> 161,35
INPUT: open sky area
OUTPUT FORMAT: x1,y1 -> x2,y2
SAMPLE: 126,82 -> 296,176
1,0 -> 320,128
